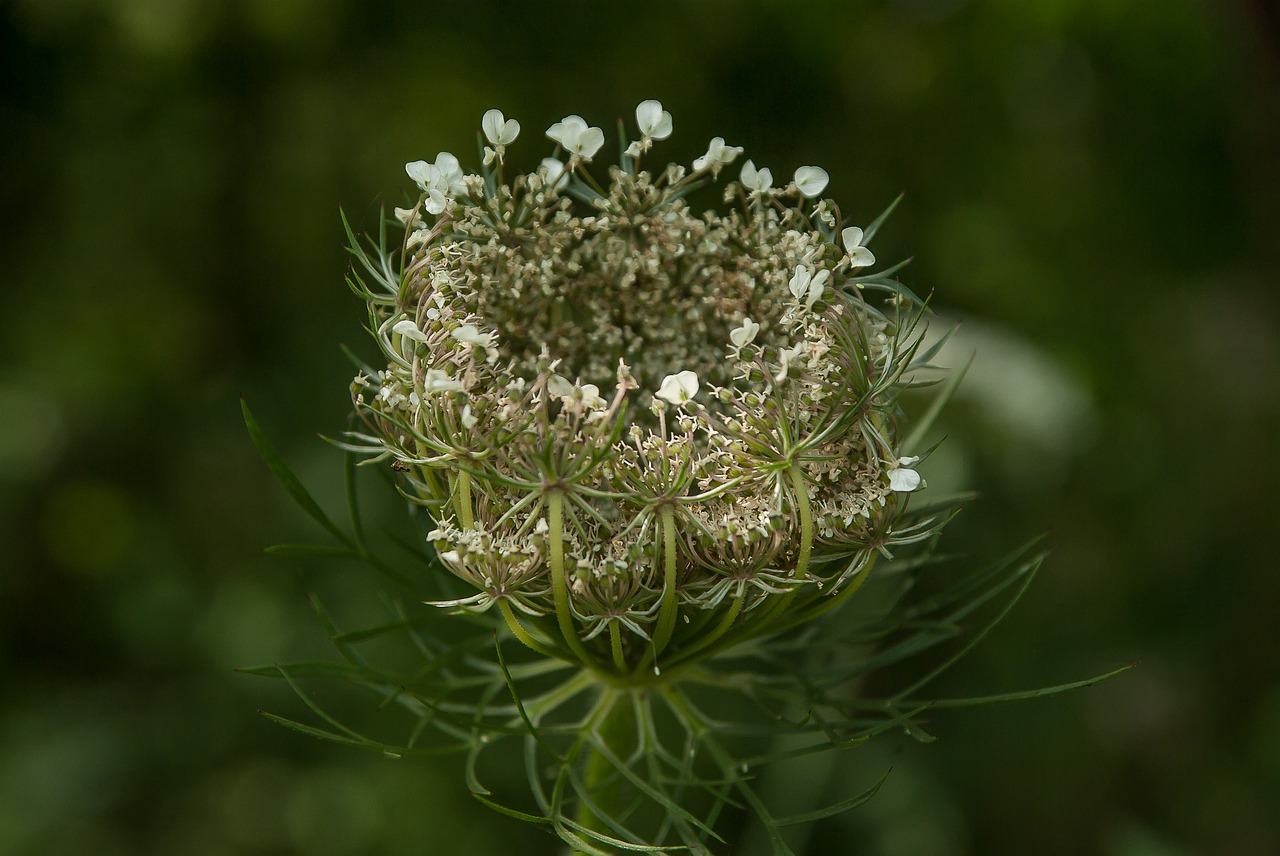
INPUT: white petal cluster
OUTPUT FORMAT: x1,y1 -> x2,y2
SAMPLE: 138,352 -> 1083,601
788,265 -> 831,309
405,152 -> 467,215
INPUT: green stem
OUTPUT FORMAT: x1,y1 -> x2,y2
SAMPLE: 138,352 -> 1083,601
498,600 -> 564,660
547,491 -> 595,668
574,690 -> 635,854
786,464 -> 813,581
454,469 -> 474,529
608,622 -> 626,673
642,505 -> 680,676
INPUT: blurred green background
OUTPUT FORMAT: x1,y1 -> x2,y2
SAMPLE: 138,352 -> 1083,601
2,0 -> 1278,854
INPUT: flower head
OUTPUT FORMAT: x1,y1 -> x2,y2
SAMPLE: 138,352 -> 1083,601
352,107 -> 931,690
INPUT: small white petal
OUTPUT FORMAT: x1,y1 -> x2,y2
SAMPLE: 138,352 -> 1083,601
460,404 -> 477,430
482,109 -> 520,146
438,550 -> 460,564
625,140 -> 643,158
392,319 -> 429,343
805,269 -> 831,308
788,265 -> 812,301
849,246 -> 876,268
451,324 -> 492,347
655,370 -> 699,405
574,126 -> 605,159
580,383 -> 606,409
539,157 -> 569,190
405,160 -> 433,189
740,159 -> 773,193
842,226 -> 865,251
729,317 -> 760,348
636,99 -> 672,139
547,374 -> 574,399
793,166 -> 829,198
423,189 -> 447,215
888,467 -> 921,492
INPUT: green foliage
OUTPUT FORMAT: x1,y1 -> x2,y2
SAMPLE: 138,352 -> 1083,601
243,404 -> 1127,853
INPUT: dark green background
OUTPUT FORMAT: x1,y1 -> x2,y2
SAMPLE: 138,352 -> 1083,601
3,1 -> 1278,853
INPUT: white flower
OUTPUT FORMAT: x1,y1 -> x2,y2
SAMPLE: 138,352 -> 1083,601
438,550 -> 461,564
635,99 -> 672,140
547,374 -> 574,399
393,207 -> 422,227
422,369 -> 465,393
431,152 -> 466,195
392,319 -> 429,344
774,343 -> 806,383
539,157 -> 569,191
625,141 -> 643,159
404,159 -> 434,189
481,108 -> 520,146
579,383 -> 606,410
842,226 -> 876,269
693,136 -> 744,174
739,159 -> 773,194
655,370 -> 700,405
546,115 -> 604,161
729,317 -> 760,349
787,265 -> 831,308
460,404 -> 478,429
887,456 -> 922,492
451,324 -> 494,348
793,166 -> 829,198
405,152 -> 467,215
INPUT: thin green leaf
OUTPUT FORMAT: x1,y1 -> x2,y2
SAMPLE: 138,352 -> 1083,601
908,663 -> 1137,709
242,399 -> 350,548
470,793 -> 552,825
264,543 -> 352,558
861,192 -> 903,244
901,350 -> 973,455
774,769 -> 890,827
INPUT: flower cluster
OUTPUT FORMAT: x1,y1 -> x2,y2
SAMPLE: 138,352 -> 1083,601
346,101 -> 929,678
